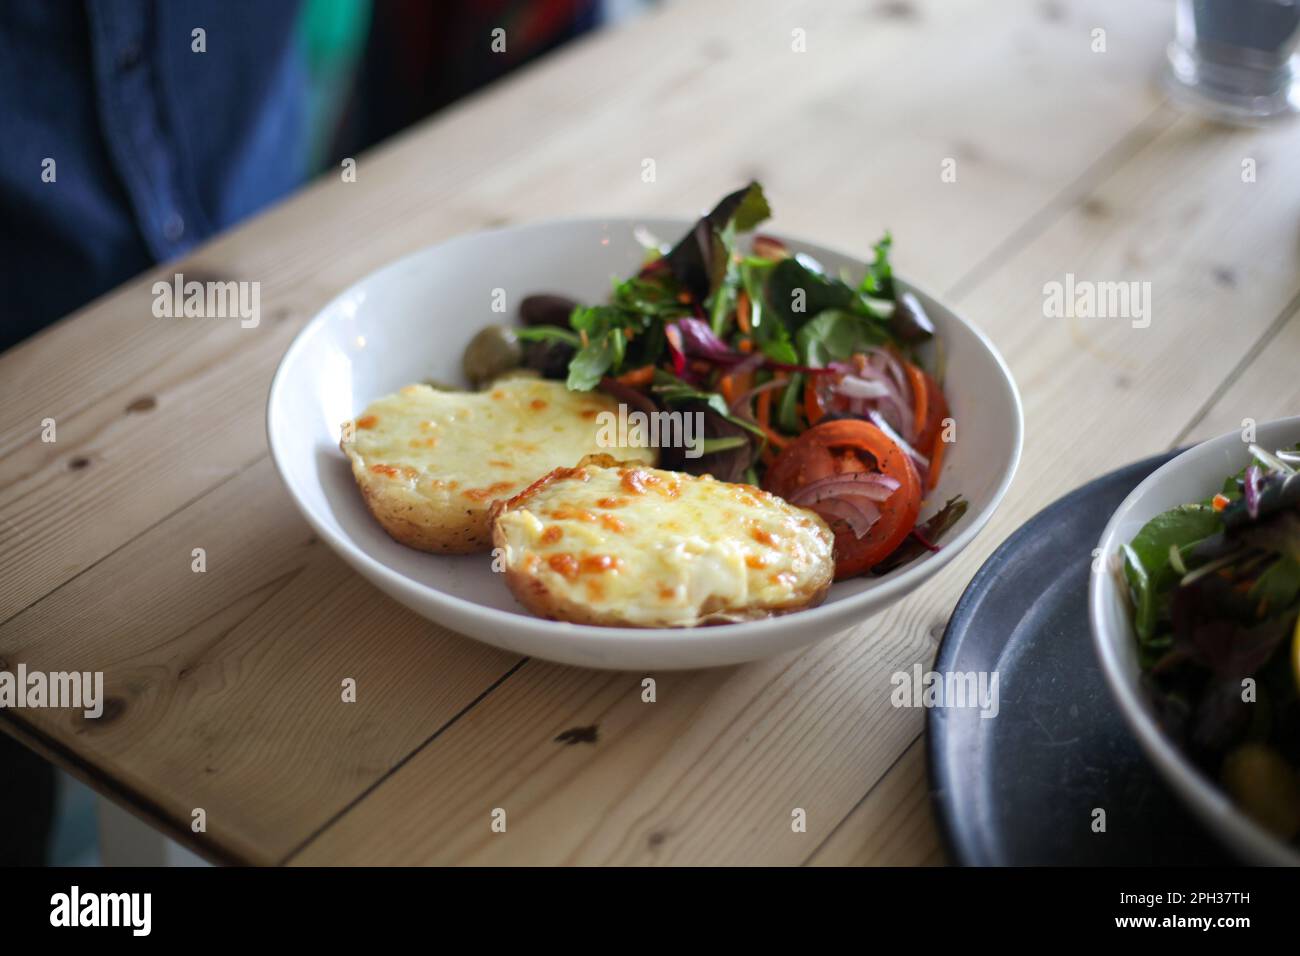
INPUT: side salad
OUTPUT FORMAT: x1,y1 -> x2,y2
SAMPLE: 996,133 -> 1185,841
1122,444 -> 1300,842
481,182 -> 963,580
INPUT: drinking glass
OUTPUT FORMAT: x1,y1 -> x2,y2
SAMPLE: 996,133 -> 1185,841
1165,0 -> 1300,121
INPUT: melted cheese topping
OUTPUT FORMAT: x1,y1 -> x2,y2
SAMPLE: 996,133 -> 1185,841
344,380 -> 655,507
495,460 -> 835,626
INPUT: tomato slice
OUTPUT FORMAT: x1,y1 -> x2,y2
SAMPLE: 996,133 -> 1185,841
764,420 -> 922,578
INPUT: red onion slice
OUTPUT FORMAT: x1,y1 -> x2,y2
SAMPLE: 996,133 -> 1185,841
788,472 -> 900,506
808,497 -> 882,539
864,347 -> 912,400
868,409 -> 930,475
729,376 -> 788,417
815,350 -> 918,442
836,376 -> 894,400
1244,464 -> 1262,520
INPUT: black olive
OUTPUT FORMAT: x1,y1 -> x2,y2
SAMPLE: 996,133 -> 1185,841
890,291 -> 936,342
519,294 -> 579,327
523,338 -> 575,380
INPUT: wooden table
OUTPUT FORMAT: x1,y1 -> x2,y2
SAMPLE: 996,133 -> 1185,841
3,0 -> 1299,866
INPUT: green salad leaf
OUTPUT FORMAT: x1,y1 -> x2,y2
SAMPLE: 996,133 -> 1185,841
796,310 -> 889,367
765,257 -> 855,329
1123,504 -> 1222,642
1248,554 -> 1300,616
566,331 -> 619,391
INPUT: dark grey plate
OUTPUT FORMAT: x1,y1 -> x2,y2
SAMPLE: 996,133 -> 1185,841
927,451 -> 1234,866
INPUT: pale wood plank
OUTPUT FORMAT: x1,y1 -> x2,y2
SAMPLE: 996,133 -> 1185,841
291,604 -> 943,865
805,736 -> 944,866
0,459 -> 521,864
1176,302 -> 1300,447
813,111 -> 1300,867
0,0 -> 1228,865
293,106 -> 1300,865
0,0 -> 1169,620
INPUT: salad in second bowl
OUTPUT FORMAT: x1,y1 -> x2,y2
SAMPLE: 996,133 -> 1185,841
1121,444 -> 1300,844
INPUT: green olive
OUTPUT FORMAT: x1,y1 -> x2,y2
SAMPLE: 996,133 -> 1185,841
462,325 -> 523,387
1220,743 -> 1300,839
490,367 -> 540,383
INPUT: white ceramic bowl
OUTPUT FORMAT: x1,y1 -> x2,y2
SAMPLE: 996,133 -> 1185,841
1091,417 -> 1300,865
267,218 -> 1022,669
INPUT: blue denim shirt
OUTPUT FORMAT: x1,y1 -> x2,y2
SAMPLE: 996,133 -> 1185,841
0,1 -> 306,350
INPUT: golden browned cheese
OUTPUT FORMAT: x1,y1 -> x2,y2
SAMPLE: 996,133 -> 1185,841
491,455 -> 836,627
341,381 -> 654,553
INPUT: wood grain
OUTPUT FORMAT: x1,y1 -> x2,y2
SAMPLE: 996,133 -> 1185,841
0,459 -> 521,863
4,0 -> 1295,867
1177,305 -> 1300,447
293,103 -> 1300,864
806,736 -> 944,866
0,0 -> 1168,618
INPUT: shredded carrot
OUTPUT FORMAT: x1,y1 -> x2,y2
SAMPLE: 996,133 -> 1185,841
905,362 -> 928,439
676,291 -> 692,304
756,386 -> 789,449
928,432 -> 948,491
736,291 -> 752,334
723,365 -> 756,407
804,378 -> 824,426
738,337 -> 754,354
1212,493 -> 1230,512
615,364 -> 655,387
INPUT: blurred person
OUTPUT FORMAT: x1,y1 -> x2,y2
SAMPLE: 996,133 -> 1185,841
0,0 -> 600,354
0,0 -> 599,863
0,1 -> 310,353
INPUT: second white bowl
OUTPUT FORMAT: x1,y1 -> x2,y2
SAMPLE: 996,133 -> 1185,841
1090,417 -> 1300,865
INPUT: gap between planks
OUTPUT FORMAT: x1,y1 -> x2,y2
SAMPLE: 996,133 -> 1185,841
3,4 -> 1252,864
283,100 -> 1206,866
8,84 -> 1203,867
277,657 -> 531,865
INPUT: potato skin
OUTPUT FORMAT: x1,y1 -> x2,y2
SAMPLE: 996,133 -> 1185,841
341,385 -> 652,555
490,455 -> 835,628
343,443 -> 489,553
494,551 -> 831,628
